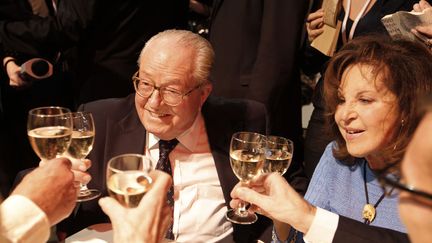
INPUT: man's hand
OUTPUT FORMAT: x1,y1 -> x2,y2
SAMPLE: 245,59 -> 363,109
99,170 -> 172,243
11,158 -> 77,225
40,158 -> 92,185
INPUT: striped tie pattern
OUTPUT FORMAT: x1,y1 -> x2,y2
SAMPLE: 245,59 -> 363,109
156,139 -> 178,240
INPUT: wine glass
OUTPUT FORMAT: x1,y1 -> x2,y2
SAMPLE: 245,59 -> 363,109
66,111 -> 101,202
226,132 -> 266,224
106,154 -> 153,208
263,136 -> 294,175
27,106 -> 72,161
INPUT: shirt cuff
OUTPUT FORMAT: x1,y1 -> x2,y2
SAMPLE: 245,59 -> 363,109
1,195 -> 50,243
303,207 -> 339,243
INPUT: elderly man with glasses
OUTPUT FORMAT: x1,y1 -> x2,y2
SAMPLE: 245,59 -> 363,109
58,29 -> 307,242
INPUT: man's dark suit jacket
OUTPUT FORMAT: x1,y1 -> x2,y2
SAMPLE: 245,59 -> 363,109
334,216 -> 409,243
60,94 -> 274,242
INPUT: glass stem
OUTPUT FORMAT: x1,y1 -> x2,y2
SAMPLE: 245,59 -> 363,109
236,180 -> 250,216
80,183 -> 89,191
236,201 -> 248,216
78,183 -> 91,196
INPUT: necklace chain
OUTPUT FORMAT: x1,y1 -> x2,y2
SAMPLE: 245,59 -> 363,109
362,161 -> 386,224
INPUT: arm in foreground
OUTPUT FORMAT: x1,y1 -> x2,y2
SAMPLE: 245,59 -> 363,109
230,172 -> 410,243
230,173 -> 316,241
1,158 -> 77,242
99,170 -> 172,243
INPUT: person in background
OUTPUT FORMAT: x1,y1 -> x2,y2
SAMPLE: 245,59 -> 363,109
0,0 -> 189,106
0,0 -> 74,196
209,0 -> 309,177
62,29 -> 308,242
302,0 -> 424,179
231,35 -> 432,242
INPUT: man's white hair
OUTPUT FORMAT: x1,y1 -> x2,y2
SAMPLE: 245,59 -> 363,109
138,29 -> 214,85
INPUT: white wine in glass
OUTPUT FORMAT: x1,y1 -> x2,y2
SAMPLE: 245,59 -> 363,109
27,107 -> 72,161
66,112 -> 101,202
106,154 -> 153,208
263,136 -> 293,175
226,132 -> 266,225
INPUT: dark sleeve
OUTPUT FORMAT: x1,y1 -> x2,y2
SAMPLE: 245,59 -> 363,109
334,216 -> 410,243
300,0 -> 331,76
301,40 -> 330,76
0,0 -> 97,57
248,0 -> 309,104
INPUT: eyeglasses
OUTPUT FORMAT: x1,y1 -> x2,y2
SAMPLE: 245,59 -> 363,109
376,162 -> 432,200
132,71 -> 203,106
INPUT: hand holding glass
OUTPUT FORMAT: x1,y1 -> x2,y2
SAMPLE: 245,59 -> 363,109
263,136 -> 293,175
226,132 -> 266,224
66,112 -> 101,202
106,154 -> 153,208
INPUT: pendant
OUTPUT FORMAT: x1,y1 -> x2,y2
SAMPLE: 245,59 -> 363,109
362,204 -> 376,223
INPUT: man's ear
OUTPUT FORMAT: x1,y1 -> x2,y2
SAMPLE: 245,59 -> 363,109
199,82 -> 212,106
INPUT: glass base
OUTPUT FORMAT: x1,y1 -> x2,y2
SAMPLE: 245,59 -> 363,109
225,208 -> 258,225
76,189 -> 101,202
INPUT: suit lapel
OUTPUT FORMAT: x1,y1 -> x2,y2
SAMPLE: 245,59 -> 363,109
104,101 -> 146,163
202,98 -> 238,206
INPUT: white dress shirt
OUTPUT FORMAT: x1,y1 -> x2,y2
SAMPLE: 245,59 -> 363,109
146,113 -> 233,243
0,195 -> 50,243
303,207 -> 339,243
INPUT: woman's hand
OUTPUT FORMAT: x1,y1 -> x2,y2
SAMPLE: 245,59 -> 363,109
3,57 -> 26,87
413,0 -> 431,12
229,173 -> 317,234
306,8 -> 325,42
412,0 -> 432,41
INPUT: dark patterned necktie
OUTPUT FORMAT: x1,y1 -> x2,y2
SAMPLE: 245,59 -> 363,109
156,139 -> 178,240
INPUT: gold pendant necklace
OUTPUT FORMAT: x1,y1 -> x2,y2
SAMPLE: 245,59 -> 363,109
362,162 -> 385,224
362,204 -> 376,223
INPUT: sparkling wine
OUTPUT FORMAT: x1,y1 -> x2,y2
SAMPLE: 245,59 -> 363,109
67,131 -> 95,159
263,149 -> 293,175
107,171 -> 152,207
28,126 -> 72,160
230,149 -> 265,182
